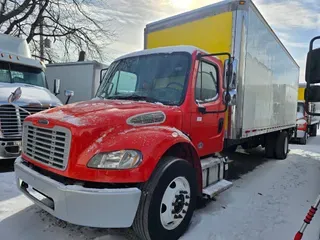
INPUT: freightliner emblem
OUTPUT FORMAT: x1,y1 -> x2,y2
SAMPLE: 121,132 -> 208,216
38,119 -> 49,125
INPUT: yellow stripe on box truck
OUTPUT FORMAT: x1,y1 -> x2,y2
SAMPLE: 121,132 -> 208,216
146,11 -> 233,63
298,87 -> 305,101
146,11 -> 233,131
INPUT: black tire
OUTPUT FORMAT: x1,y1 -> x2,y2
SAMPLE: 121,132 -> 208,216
310,125 -> 317,137
133,157 -> 197,240
241,142 -> 259,150
275,131 -> 289,160
265,133 -> 276,158
241,143 -> 250,150
225,145 -> 237,153
299,132 -> 307,145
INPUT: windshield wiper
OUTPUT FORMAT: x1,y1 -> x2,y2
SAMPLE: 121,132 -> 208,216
106,94 -> 157,102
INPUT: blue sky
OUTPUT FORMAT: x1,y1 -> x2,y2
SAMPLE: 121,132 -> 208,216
84,0 -> 320,82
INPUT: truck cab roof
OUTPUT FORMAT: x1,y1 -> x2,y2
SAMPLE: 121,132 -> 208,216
114,45 -> 212,62
0,33 -> 44,70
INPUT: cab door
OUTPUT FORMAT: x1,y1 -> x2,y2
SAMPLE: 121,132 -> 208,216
189,59 -> 225,157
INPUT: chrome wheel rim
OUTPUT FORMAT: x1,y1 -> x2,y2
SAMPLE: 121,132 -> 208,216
160,176 -> 191,230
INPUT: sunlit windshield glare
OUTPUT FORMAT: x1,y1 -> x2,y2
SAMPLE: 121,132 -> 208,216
0,61 -> 45,87
96,53 -> 190,105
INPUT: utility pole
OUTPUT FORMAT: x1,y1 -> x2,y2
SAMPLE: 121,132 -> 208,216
39,1 -> 44,60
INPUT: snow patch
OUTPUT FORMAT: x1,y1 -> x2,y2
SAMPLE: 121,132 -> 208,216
154,102 -> 164,105
62,115 -> 82,126
96,133 -> 107,143
289,149 -> 320,160
119,128 -> 137,135
36,110 -> 84,126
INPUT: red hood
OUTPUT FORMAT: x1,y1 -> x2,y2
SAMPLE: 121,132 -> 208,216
28,99 -> 182,129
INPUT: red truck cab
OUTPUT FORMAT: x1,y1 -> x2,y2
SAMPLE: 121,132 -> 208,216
15,46 -> 232,240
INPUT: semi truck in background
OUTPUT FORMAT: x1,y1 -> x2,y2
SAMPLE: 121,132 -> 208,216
14,1 -> 299,240
45,60 -> 108,104
0,33 -> 64,160
292,83 -> 320,144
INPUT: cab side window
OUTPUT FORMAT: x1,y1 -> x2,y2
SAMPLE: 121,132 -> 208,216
195,61 -> 218,103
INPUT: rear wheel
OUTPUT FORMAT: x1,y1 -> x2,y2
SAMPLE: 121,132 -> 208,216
133,157 -> 197,240
275,131 -> 289,159
310,125 -> 317,137
265,133 -> 276,158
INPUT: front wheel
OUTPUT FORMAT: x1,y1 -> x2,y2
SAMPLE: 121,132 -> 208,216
133,157 -> 197,240
299,132 -> 307,145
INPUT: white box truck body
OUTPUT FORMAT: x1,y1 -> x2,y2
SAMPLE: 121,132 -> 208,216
46,61 -> 108,103
144,0 -> 299,149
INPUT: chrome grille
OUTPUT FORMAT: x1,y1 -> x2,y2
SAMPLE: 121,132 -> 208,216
23,122 -> 71,170
0,105 -> 49,138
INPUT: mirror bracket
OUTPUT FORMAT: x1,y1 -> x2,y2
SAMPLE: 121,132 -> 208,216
64,90 -> 74,104
198,105 -> 207,114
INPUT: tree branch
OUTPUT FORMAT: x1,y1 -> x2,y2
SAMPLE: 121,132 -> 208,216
0,0 -> 32,24
26,0 -> 50,43
4,0 -> 36,34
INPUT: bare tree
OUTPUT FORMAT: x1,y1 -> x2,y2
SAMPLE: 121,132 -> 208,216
0,0 -> 116,62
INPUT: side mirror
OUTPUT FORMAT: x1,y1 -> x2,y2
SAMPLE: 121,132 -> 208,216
64,90 -> 74,104
8,87 -> 22,103
223,91 -> 231,105
53,79 -> 61,96
305,36 -> 320,116
305,86 -> 320,102
224,59 -> 237,89
306,50 -> 320,85
100,67 -> 109,84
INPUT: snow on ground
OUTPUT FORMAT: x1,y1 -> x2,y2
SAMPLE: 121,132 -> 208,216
1,135 -> 320,240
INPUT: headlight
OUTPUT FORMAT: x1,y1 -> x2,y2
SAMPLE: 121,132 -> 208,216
87,150 -> 142,169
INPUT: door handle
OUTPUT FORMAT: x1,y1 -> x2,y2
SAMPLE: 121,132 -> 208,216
218,118 -> 224,134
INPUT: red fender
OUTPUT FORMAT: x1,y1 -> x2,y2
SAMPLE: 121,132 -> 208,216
73,126 -> 202,185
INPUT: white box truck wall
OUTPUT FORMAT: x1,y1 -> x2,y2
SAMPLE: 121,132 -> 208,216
240,5 -> 299,139
46,61 -> 108,104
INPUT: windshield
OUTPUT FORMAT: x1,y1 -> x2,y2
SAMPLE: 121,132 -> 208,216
96,53 -> 191,105
0,61 -> 46,87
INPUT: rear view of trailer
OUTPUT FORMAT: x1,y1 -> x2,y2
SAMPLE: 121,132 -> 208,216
144,0 -> 299,141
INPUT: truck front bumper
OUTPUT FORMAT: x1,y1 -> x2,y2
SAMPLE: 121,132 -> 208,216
292,129 -> 305,139
14,157 -> 141,228
0,140 -> 21,159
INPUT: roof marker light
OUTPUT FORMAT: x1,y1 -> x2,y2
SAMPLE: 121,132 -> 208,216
239,0 -> 246,5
